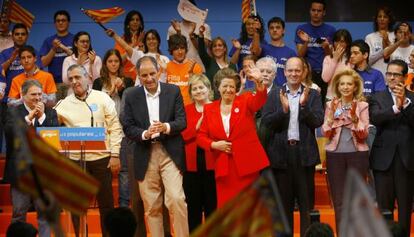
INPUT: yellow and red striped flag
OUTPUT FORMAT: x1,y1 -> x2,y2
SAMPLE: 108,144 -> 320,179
11,111 -> 99,215
2,0 -> 35,28
82,6 -> 125,24
241,0 -> 256,23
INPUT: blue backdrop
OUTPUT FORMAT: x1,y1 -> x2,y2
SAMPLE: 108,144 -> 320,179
13,0 -> 414,59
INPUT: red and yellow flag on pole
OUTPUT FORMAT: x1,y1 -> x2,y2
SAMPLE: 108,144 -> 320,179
11,111 -> 99,216
1,0 -> 35,28
82,6 -> 124,24
241,0 -> 257,22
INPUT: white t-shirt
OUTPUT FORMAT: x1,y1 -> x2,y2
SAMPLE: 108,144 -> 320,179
390,45 -> 414,73
365,31 -> 395,76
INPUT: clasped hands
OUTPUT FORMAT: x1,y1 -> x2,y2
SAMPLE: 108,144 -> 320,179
144,121 -> 167,139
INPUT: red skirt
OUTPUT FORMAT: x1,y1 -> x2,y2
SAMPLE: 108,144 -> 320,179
215,156 -> 259,208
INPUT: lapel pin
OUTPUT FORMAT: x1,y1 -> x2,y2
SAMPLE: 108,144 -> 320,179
234,108 -> 239,113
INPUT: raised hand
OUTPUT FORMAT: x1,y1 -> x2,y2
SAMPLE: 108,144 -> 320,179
105,29 -> 116,38
297,30 -> 310,43
88,50 -> 96,64
232,39 -> 241,49
171,19 -> 181,33
394,82 -> 406,109
199,24 -> 206,37
35,102 -> 45,119
299,86 -> 310,106
280,89 -> 289,113
332,45 -> 345,62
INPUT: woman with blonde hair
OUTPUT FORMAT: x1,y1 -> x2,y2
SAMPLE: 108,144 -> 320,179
322,69 -> 369,234
181,74 -> 216,231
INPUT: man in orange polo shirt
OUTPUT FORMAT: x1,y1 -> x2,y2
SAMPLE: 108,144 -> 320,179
7,45 -> 57,107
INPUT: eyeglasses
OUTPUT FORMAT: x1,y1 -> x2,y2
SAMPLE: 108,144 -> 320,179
78,40 -> 90,44
385,72 -> 403,78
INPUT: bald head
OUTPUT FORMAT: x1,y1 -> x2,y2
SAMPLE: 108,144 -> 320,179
284,57 -> 304,87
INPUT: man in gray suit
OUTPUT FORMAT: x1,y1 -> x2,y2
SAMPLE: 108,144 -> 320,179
121,56 -> 189,237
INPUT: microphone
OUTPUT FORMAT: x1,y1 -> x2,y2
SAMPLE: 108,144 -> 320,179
75,89 -> 94,127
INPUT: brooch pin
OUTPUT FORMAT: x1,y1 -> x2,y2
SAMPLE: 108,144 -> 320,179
234,108 -> 240,113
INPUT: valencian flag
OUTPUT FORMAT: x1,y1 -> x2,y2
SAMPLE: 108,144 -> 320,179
82,6 -> 124,24
11,110 -> 99,216
241,0 -> 257,22
191,169 -> 291,237
1,0 -> 34,28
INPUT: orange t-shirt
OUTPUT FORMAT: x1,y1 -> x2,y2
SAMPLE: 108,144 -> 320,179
405,73 -> 414,91
114,35 -> 141,80
8,70 -> 57,99
166,60 -> 203,105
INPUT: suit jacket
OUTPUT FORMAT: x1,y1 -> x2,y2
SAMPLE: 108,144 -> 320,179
369,89 -> 414,171
261,85 -> 324,168
322,100 -> 370,152
181,103 -> 215,172
121,83 -> 187,181
4,104 -> 59,184
197,89 -> 269,178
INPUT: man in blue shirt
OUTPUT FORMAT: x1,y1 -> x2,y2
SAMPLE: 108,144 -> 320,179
0,24 -> 42,155
260,17 -> 296,86
40,10 -> 73,84
350,40 -> 386,98
295,0 -> 336,104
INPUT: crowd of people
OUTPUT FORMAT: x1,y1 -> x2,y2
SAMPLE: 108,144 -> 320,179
1,0 -> 414,236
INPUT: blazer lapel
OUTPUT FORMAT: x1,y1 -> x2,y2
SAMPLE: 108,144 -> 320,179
212,101 -> 228,139
383,89 -> 395,109
159,84 -> 168,122
137,87 -> 150,128
229,97 -> 242,137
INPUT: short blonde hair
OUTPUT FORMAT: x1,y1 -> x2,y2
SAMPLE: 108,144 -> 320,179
332,69 -> 365,101
188,73 -> 214,101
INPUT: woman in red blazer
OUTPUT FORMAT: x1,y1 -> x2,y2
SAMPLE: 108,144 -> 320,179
181,74 -> 216,232
197,66 -> 270,208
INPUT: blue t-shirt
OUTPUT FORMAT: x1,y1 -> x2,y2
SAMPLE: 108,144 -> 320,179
294,23 -> 336,71
229,38 -> 267,89
0,46 -> 43,103
356,67 -> 386,96
40,33 -> 74,84
261,43 -> 297,86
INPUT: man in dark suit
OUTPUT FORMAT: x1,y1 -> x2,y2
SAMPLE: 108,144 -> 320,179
4,79 -> 58,237
261,57 -> 324,236
121,56 -> 189,237
369,59 -> 414,236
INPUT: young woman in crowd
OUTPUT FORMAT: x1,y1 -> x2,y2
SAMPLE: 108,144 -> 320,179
322,29 -> 353,100
114,10 -> 145,80
196,25 -> 237,99
92,49 -> 134,208
62,31 -> 102,86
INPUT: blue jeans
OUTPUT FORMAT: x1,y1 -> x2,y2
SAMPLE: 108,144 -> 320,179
118,137 -> 130,207
11,187 -> 51,237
